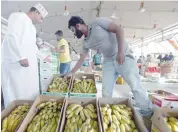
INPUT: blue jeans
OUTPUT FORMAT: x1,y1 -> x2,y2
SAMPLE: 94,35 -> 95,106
102,54 -> 152,116
59,62 -> 71,74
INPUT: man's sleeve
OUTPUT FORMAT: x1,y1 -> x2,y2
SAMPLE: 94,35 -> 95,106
82,41 -> 89,54
95,17 -> 113,30
58,39 -> 67,48
5,14 -> 28,62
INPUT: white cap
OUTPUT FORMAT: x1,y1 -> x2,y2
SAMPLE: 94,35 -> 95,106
33,3 -> 48,18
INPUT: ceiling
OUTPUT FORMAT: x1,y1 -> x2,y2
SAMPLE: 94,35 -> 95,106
1,1 -> 178,53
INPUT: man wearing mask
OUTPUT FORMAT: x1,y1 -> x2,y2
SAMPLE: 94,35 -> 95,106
51,30 -> 71,74
66,16 -> 152,130
1,3 -> 49,107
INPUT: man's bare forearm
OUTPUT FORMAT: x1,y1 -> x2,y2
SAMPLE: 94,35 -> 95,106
71,58 -> 84,73
116,26 -> 124,53
71,52 -> 88,74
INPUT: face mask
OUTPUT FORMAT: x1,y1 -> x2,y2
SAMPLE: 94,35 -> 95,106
75,28 -> 83,39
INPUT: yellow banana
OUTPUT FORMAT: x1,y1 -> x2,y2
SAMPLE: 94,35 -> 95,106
80,110 -> 86,121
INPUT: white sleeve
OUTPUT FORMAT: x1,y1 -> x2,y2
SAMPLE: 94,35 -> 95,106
5,14 -> 27,62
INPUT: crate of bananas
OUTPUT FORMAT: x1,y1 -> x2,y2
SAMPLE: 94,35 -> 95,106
42,75 -> 72,97
162,117 -> 178,132
1,100 -> 33,132
18,95 -> 65,132
151,109 -> 178,132
60,97 -> 102,132
99,98 -> 148,132
70,73 -> 97,97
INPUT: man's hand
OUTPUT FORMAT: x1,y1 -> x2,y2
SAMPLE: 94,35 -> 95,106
19,59 -> 29,67
116,52 -> 125,64
44,55 -> 51,63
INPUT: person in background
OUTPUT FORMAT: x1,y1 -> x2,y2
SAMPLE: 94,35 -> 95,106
51,30 -> 71,74
137,56 -> 143,63
1,3 -> 49,107
146,54 -> 152,62
168,52 -> 174,61
157,54 -> 162,62
66,16 -> 152,130
162,54 -> 169,61
93,50 -> 102,66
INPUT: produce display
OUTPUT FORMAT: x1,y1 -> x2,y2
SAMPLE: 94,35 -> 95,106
27,101 -> 63,132
47,77 -> 69,93
100,104 -> 138,132
72,78 -> 96,93
2,104 -> 30,132
163,117 -> 178,132
64,103 -> 99,132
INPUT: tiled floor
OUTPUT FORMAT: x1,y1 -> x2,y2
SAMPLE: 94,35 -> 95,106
96,82 -> 178,97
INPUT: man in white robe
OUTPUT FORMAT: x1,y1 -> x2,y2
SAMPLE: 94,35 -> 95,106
1,3 -> 49,107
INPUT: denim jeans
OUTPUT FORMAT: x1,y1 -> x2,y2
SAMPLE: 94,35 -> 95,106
102,54 -> 152,116
59,62 -> 71,74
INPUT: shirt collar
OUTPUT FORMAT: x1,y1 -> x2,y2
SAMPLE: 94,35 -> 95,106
84,23 -> 92,40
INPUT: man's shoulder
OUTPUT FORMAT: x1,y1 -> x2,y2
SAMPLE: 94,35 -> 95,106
59,38 -> 68,46
10,12 -> 26,19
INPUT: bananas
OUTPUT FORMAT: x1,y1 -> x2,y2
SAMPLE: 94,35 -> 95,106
47,77 -> 69,93
27,101 -> 63,132
72,78 -> 96,93
1,104 -> 30,132
164,116 -> 178,132
64,103 -> 99,132
100,104 -> 138,132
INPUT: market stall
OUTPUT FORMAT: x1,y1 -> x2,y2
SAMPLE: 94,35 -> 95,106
1,1 -> 178,132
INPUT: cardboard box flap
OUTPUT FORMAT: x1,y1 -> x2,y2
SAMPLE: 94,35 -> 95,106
60,97 -> 102,132
17,95 -> 65,132
98,97 -> 148,132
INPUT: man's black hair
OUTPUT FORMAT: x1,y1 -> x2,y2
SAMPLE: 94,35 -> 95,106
55,30 -> 63,37
68,16 -> 86,29
29,7 -> 38,12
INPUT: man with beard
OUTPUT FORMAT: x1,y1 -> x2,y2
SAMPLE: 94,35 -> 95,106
66,16 -> 153,131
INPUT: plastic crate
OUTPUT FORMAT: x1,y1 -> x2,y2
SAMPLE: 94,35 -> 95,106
41,75 -> 72,97
42,91 -> 68,97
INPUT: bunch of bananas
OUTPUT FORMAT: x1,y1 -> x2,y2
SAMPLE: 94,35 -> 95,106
72,78 -> 96,93
2,104 -> 30,132
64,103 -> 99,132
101,104 -> 138,132
162,117 -> 178,132
27,101 -> 63,132
47,77 -> 69,93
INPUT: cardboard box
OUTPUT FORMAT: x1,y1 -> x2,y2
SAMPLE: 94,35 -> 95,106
1,100 -> 33,131
69,73 -> 97,97
42,74 -> 73,97
98,97 -> 148,132
59,97 -> 102,132
18,95 -> 65,132
152,95 -> 178,109
151,108 -> 178,132
80,66 -> 93,73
